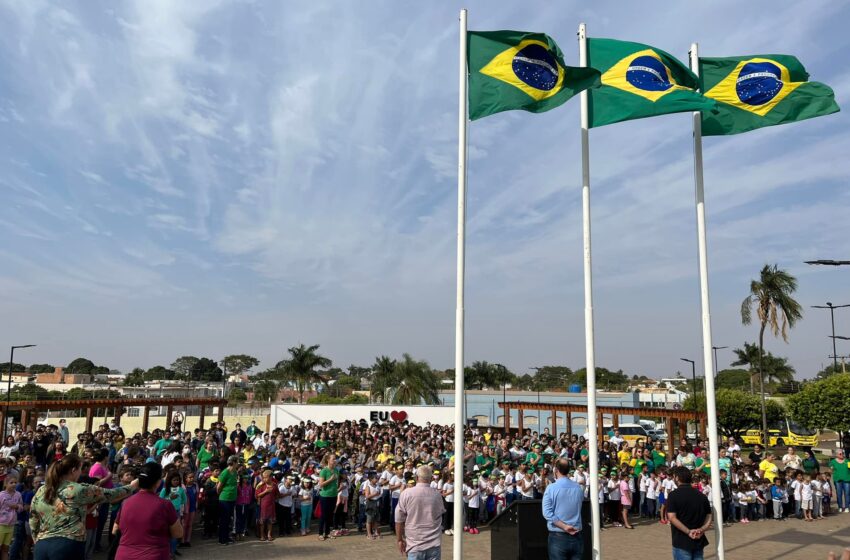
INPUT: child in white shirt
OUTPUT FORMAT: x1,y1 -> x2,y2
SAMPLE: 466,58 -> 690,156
801,475 -> 814,521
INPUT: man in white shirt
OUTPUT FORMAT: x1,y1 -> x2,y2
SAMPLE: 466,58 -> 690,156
608,429 -> 624,449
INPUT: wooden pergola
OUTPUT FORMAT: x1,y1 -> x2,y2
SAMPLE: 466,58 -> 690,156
1,397 -> 227,435
499,401 -> 707,455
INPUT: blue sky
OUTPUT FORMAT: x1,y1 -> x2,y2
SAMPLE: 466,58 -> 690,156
1,1 -> 849,379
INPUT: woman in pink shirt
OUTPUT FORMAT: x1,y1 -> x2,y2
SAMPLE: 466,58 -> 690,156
619,473 -> 634,529
116,462 -> 182,560
88,449 -> 113,552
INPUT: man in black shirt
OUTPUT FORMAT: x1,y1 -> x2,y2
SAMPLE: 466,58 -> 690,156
666,466 -> 711,560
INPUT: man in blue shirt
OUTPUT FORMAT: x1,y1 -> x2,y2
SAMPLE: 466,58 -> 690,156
542,458 -> 584,560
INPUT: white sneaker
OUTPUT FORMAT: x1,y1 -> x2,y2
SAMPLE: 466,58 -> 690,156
448,529 -> 454,535
444,530 -> 451,535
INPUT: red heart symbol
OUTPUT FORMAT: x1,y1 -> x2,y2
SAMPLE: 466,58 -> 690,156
390,410 -> 407,422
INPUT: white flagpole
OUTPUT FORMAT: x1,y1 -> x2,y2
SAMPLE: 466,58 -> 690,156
689,42 -> 725,560
453,9 -> 468,559
578,22 -> 601,560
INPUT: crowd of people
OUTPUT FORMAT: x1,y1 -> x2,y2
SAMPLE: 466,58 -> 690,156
0,416 -> 844,560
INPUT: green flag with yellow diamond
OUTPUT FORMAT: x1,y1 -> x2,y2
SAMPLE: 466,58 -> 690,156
587,38 -> 715,128
467,30 -> 600,121
699,55 -> 839,136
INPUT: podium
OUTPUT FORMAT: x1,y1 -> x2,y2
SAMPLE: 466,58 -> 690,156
488,499 -> 591,560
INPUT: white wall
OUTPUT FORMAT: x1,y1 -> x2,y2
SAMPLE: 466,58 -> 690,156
271,404 -> 455,427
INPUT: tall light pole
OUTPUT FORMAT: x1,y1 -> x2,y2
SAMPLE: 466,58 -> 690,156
681,357 -> 698,439
5,344 -> 36,440
680,358 -> 697,403
829,336 -> 850,374
813,303 -> 850,372
711,346 -> 728,379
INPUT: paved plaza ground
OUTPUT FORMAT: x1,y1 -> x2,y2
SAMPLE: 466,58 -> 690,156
130,514 -> 850,560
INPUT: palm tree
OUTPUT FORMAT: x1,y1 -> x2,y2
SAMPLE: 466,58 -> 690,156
389,354 -> 440,405
252,379 -> 279,403
761,354 -> 796,385
731,342 -> 761,393
370,355 -> 397,403
464,361 -> 493,390
733,343 -> 796,389
276,344 -> 332,403
741,264 -> 803,446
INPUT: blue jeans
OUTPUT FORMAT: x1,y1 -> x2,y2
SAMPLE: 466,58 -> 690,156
547,531 -> 583,560
836,481 -> 850,510
408,545 -> 441,560
34,537 -> 85,560
219,500 -> 235,544
235,504 -> 248,535
672,547 -> 704,560
390,497 -> 399,530
9,520 -> 26,560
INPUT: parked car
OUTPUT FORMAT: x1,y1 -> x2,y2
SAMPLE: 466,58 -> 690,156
647,429 -> 668,442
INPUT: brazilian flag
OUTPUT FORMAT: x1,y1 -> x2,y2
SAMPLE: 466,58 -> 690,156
467,30 -> 600,121
699,55 -> 840,135
587,38 -> 714,128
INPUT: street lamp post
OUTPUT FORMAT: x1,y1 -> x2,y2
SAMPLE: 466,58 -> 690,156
813,303 -> 850,373
829,336 -> 850,374
680,358 -> 697,438
5,344 -> 36,440
711,346 -> 728,379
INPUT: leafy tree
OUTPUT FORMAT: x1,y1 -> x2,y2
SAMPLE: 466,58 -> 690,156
26,364 -> 54,374
595,367 -> 630,391
191,358 -> 223,382
8,384 -> 49,400
144,365 -> 176,381
0,363 -> 26,375
64,387 -> 121,400
390,354 -> 440,405
787,373 -> 850,438
170,356 -> 199,380
342,393 -> 368,404
532,366 -> 572,391
347,365 -> 371,379
222,355 -> 260,377
514,374 -> 535,391
491,363 -> 515,388
66,358 -> 96,377
715,369 -> 752,391
307,394 -> 342,404
123,368 -> 146,387
713,389 -> 761,440
815,363 -> 847,379
570,367 -> 630,391
765,399 -> 786,425
370,355 -> 397,403
252,380 -> 279,403
276,344 -> 332,403
227,387 -> 247,404
329,375 -> 361,397
741,264 -> 803,445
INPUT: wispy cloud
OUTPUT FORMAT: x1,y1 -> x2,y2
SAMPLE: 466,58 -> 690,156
0,0 -> 847,377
